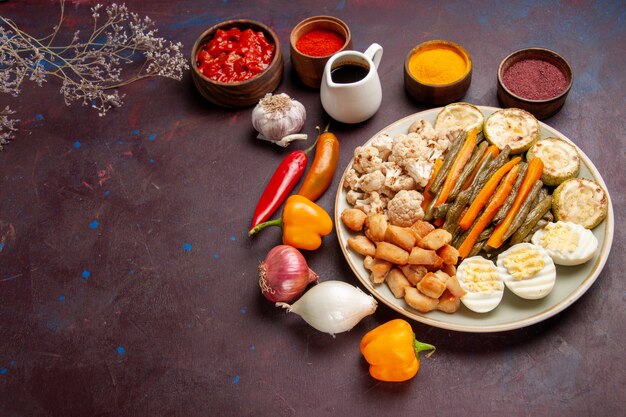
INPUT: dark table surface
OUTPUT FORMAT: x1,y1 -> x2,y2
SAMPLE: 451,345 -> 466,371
1,1 -> 624,416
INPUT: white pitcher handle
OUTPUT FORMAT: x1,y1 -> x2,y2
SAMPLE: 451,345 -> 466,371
364,43 -> 383,69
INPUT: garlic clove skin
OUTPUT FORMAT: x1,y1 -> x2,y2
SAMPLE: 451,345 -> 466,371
276,280 -> 378,336
252,93 -> 307,146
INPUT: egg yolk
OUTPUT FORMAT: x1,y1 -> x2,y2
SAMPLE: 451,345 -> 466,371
462,261 -> 503,293
540,223 -> 579,253
502,246 -> 545,280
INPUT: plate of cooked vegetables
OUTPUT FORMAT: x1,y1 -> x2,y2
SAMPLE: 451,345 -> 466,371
335,103 -> 613,332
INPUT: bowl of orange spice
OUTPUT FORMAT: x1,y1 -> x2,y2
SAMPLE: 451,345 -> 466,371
290,16 -> 352,88
404,40 -> 472,105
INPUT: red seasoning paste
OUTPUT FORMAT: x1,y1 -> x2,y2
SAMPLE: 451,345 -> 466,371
296,30 -> 345,57
196,27 -> 275,83
502,59 -> 568,100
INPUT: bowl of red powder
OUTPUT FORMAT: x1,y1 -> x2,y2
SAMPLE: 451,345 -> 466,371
497,47 -> 572,119
290,16 -> 352,88
191,19 -> 284,108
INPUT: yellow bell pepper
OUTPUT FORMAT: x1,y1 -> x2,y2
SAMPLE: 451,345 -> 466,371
248,195 -> 332,251
360,319 -> 435,382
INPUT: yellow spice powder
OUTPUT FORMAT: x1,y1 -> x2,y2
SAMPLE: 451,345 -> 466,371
409,46 -> 467,85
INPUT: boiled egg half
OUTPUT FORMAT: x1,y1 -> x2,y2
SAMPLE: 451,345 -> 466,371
496,243 -> 556,300
531,221 -> 598,266
456,256 -> 505,313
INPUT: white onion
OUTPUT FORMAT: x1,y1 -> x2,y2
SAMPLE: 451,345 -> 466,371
276,281 -> 377,336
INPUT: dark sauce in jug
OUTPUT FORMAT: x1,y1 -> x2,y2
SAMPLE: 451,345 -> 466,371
330,63 -> 369,84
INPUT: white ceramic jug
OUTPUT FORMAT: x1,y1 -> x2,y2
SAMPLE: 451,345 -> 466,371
320,43 -> 383,124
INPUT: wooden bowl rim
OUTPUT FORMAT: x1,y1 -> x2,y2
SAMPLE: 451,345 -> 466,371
190,19 -> 282,86
289,15 -> 352,58
497,47 -> 573,103
404,39 -> 473,88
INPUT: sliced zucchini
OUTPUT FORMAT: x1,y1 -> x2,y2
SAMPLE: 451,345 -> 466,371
483,108 -> 540,154
434,102 -> 484,134
552,178 -> 608,229
527,137 -> 580,186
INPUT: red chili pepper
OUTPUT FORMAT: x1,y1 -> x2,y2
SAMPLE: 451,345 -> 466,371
249,142 -> 316,234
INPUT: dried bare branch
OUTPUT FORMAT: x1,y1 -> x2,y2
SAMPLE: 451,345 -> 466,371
0,1 -> 189,119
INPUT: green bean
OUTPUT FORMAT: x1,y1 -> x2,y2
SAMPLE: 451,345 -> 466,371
477,226 -> 495,242
422,194 -> 438,222
529,219 -> 549,235
432,203 -> 451,219
509,195 -> 553,245
428,130 -> 466,195
455,222 -> 495,258
519,218 -> 550,243
543,209 -> 554,223
482,244 -> 508,260
443,189 -> 471,234
537,187 -> 548,202
468,240 -> 486,257
502,180 -> 544,241
492,162 -> 528,225
449,141 -> 488,201
451,227 -> 465,248
469,145 -> 511,201
452,219 -> 474,249
452,229 -> 468,249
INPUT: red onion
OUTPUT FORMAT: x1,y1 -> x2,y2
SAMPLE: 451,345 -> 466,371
258,245 -> 318,302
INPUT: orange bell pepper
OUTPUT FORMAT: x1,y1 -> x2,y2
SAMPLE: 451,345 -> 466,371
248,195 -> 333,250
360,319 -> 435,382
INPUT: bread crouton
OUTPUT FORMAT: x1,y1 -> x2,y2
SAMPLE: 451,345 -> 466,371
341,208 -> 367,232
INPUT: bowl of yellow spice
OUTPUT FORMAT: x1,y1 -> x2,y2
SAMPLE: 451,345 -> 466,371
404,40 -> 472,105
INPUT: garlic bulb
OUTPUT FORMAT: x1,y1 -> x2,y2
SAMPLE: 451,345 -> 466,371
276,281 -> 377,336
252,93 -> 307,147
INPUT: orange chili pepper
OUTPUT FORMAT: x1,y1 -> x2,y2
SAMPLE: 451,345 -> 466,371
297,125 -> 340,202
248,195 -> 333,250
360,319 -> 435,382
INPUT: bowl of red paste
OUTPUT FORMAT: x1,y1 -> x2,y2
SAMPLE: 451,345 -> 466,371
191,19 -> 283,108
290,16 -> 352,88
497,47 -> 572,119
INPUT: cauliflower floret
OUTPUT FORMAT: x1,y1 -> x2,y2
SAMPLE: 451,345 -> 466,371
343,168 -> 360,190
346,189 -> 365,206
353,146 -> 383,174
393,175 -> 416,191
382,161 -> 415,192
354,191 -> 385,215
358,170 -> 385,193
408,119 -> 438,142
387,190 -> 425,227
370,133 -> 394,160
389,136 -> 434,164
427,141 -> 445,161
377,185 -> 396,199
402,159 -> 434,189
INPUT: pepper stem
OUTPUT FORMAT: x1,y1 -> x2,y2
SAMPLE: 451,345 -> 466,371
303,135 -> 319,155
413,336 -> 436,360
248,218 -> 283,237
315,123 -> 331,137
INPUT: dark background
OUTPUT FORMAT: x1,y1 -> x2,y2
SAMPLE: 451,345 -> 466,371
0,1 -> 624,416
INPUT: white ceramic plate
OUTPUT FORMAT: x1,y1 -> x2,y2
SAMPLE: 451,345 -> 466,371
335,106 -> 614,333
